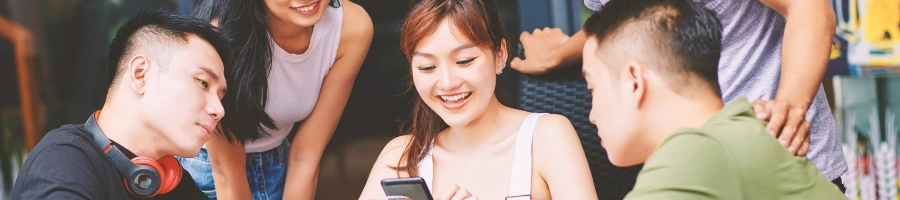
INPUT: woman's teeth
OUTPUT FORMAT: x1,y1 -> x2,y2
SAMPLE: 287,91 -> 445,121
296,3 -> 316,12
439,93 -> 471,101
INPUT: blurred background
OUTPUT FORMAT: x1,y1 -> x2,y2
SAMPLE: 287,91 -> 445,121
0,0 -> 895,199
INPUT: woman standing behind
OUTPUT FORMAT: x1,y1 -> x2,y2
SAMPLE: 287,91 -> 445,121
359,0 -> 596,199
180,0 -> 372,199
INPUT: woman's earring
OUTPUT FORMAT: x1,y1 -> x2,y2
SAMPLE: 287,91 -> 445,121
497,64 -> 506,75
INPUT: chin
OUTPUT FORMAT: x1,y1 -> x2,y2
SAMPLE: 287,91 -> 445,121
175,141 -> 205,157
293,19 -> 320,27
609,159 -> 629,167
440,116 -> 472,128
436,105 -> 490,128
176,146 -> 203,158
609,155 -> 642,167
292,11 -> 326,27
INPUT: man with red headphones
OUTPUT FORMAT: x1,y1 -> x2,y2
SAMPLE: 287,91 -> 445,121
11,10 -> 230,199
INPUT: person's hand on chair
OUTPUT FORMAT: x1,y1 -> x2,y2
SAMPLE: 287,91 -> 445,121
511,27 -> 569,75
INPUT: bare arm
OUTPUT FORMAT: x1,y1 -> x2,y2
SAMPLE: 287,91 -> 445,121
756,0 -> 836,156
282,2 -> 373,199
358,136 -> 412,200
534,114 -> 598,200
556,30 -> 587,67
206,132 -> 252,200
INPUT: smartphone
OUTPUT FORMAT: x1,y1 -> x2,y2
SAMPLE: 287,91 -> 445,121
381,177 -> 433,200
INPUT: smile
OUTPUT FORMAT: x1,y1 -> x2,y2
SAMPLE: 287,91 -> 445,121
291,2 -> 319,13
437,92 -> 472,110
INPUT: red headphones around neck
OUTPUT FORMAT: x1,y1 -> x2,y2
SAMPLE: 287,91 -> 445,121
85,111 -> 182,198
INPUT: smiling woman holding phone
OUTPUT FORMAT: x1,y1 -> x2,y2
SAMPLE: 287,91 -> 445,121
178,0 -> 373,199
358,0 -> 596,199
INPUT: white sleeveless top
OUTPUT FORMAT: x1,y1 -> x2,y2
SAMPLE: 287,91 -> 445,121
244,5 -> 343,152
418,113 -> 546,199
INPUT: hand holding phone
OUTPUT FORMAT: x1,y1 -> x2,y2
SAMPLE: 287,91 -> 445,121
381,177 -> 433,200
432,184 -> 478,200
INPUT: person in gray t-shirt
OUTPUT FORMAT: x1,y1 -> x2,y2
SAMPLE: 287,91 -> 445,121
513,0 -> 847,189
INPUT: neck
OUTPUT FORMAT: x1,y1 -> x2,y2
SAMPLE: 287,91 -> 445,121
443,97 -> 513,150
97,101 -> 166,160
643,93 -> 724,153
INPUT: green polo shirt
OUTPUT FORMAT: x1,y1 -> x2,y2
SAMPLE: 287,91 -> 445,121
624,97 -> 844,200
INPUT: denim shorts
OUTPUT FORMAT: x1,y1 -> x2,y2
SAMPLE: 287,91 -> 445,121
177,140 -> 290,200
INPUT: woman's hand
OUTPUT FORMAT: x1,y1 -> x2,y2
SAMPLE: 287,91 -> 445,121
433,184 -> 478,200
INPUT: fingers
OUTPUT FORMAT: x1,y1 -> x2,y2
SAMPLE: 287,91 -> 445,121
765,101 -> 789,137
511,57 -> 524,69
778,107 -> 806,153
435,184 -> 475,200
542,27 -> 564,35
798,133 -> 811,157
757,99 -> 812,156
551,27 -> 564,34
790,121 -> 811,155
526,27 -> 565,37
519,31 -> 532,45
752,100 -> 769,121
436,184 -> 459,200
450,187 -> 472,200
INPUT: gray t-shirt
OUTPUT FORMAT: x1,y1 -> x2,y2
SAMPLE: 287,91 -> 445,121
584,0 -> 847,180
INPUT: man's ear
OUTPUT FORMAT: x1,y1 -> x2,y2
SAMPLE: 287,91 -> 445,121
127,54 -> 150,95
622,63 -> 646,109
496,39 -> 509,74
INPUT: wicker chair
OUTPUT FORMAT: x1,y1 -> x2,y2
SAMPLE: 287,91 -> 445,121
515,47 -> 643,200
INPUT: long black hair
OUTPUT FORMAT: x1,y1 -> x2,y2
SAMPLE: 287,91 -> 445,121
192,0 -> 342,145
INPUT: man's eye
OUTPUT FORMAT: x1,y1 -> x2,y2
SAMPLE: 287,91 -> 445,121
199,79 -> 209,89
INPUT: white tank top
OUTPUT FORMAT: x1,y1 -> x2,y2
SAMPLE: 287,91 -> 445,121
418,113 -> 546,199
244,5 -> 343,153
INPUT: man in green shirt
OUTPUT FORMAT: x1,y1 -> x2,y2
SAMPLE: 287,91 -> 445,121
579,0 -> 845,199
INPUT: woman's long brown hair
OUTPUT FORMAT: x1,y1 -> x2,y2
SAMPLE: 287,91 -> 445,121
396,0 -> 510,177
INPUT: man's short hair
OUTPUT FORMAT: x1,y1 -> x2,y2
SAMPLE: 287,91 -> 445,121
583,0 -> 723,97
106,9 -> 231,94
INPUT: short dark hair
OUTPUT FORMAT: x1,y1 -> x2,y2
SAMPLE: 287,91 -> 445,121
106,9 -> 231,95
583,0 -> 722,97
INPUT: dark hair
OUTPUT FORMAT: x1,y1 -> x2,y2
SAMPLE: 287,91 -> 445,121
106,9 -> 231,96
192,0 -> 341,144
396,0 -> 509,177
582,0 -> 723,97
190,0 -> 222,22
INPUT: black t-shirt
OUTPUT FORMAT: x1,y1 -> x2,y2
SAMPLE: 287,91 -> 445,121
10,124 -> 208,199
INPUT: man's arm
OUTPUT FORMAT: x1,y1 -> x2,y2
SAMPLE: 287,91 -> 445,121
11,143 -> 104,199
754,0 -> 836,156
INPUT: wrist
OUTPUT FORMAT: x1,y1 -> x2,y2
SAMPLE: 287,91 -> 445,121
774,96 -> 811,111
548,48 -> 563,67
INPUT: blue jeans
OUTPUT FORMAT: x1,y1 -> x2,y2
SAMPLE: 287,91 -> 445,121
177,140 -> 290,200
